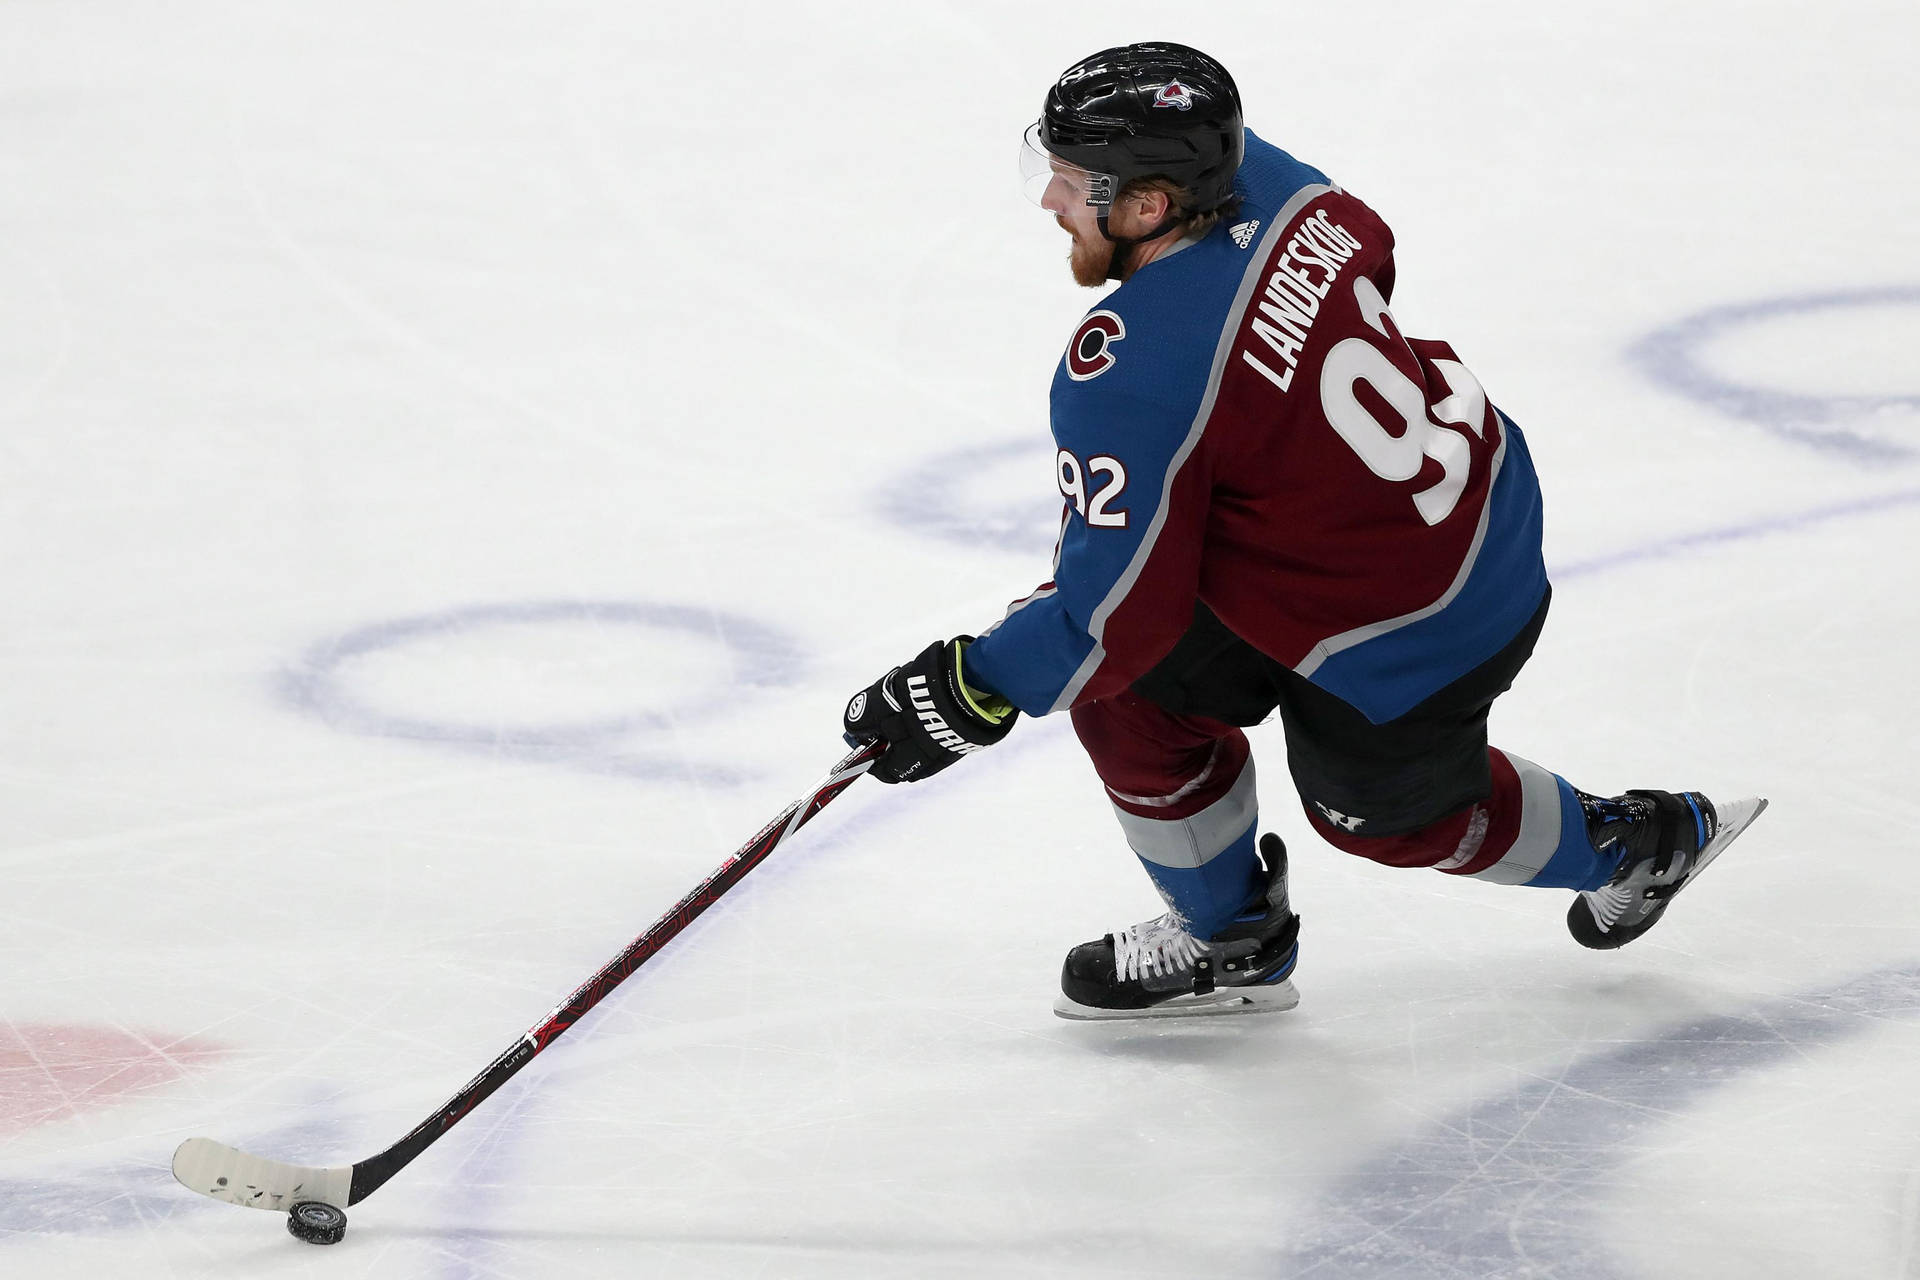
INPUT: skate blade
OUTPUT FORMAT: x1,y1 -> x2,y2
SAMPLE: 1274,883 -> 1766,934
1053,978 -> 1300,1022
1693,795 -> 1768,878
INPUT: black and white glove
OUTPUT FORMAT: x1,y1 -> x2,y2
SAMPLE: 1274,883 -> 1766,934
842,638 -> 1019,784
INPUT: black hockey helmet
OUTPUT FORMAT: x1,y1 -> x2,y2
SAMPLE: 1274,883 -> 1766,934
1025,42 -> 1244,224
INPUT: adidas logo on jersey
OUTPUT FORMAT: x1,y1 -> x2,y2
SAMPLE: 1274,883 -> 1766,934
1229,220 -> 1260,250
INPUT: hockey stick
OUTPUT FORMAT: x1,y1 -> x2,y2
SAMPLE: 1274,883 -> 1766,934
173,740 -> 884,1215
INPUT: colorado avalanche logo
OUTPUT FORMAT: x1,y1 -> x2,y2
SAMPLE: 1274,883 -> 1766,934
1153,81 -> 1194,111
1066,310 -> 1126,381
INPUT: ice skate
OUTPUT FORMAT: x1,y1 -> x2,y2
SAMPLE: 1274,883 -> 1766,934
1568,789 -> 1768,950
1055,834 -> 1301,1020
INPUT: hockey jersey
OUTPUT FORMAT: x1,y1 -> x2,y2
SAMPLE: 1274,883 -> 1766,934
965,130 -> 1549,726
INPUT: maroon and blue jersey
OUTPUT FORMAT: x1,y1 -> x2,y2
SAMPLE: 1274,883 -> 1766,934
966,130 -> 1549,725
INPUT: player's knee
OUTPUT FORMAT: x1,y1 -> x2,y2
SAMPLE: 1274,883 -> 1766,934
1305,801 -> 1477,870
1075,698 -> 1251,811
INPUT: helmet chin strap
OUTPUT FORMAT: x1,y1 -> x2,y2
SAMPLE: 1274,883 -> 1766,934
1096,207 -> 1186,281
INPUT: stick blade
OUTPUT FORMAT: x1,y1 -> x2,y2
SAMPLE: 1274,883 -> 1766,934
171,1137 -> 353,1211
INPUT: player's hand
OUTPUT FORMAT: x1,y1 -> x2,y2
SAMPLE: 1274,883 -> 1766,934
843,639 -> 1019,784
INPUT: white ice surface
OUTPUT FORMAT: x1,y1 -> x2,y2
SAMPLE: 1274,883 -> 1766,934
3,3 -> 1919,1277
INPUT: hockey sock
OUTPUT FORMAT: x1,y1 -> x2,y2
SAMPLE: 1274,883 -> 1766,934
1474,752 -> 1624,890
1134,818 -> 1264,939
1306,750 -> 1623,891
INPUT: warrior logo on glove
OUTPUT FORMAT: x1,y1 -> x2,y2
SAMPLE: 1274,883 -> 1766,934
906,673 -> 983,756
843,638 -> 1018,784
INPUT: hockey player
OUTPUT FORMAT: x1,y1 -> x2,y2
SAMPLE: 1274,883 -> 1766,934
842,43 -> 1766,1020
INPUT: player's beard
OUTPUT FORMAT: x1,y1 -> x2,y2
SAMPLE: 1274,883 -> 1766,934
1063,221 -> 1116,287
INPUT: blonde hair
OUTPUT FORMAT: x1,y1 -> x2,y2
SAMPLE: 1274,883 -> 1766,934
1118,175 -> 1231,240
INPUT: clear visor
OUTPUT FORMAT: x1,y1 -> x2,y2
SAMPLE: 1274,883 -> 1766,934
1019,122 -> 1113,211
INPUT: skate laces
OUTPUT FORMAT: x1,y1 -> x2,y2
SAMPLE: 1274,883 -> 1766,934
1111,915 -> 1207,982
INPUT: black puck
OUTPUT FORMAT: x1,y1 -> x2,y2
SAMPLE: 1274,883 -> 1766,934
287,1200 -> 348,1245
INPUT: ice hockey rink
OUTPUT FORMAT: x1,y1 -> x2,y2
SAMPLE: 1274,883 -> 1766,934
4,2 -> 1918,1276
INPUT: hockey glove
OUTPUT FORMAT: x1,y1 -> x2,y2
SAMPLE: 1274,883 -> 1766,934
843,638 -> 1018,784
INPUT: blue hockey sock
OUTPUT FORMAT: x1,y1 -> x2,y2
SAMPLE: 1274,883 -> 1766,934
1134,818 -> 1263,939
1467,753 -> 1627,892
1522,774 -> 1625,891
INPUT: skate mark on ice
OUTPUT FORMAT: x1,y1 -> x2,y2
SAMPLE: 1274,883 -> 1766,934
880,437 -> 1061,554
0,1112 -> 343,1240
0,1023 -> 224,1140
1631,286 -> 1920,463
1552,486 -> 1920,580
425,1065 -> 547,1280
1282,963 -> 1920,1278
278,599 -> 803,785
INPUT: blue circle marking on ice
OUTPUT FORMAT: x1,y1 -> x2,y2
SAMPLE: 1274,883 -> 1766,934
880,438 -> 1059,554
1630,286 -> 1920,462
1279,962 -> 1920,1278
0,1111 -> 348,1237
6,964 -> 1912,1265
278,600 -> 802,780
